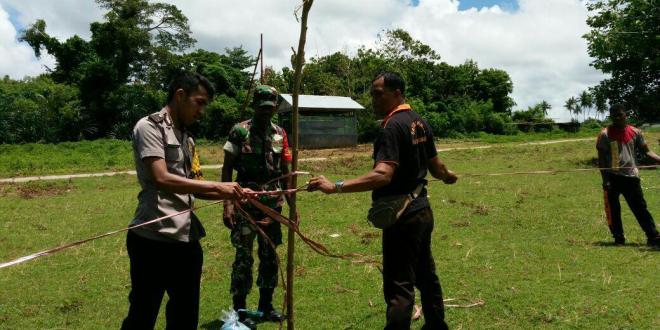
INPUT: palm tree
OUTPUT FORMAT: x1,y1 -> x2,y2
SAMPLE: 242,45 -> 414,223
590,87 -> 607,121
579,90 -> 594,121
538,100 -> 551,117
564,97 -> 578,121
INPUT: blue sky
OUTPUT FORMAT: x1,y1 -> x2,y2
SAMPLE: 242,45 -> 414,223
411,0 -> 519,11
4,4 -> 21,30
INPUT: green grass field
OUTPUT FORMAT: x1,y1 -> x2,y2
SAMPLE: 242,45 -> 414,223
0,134 -> 659,329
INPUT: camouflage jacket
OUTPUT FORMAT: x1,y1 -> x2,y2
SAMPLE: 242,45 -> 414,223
223,119 -> 292,207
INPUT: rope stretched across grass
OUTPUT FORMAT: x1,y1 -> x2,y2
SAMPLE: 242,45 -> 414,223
2,165 -> 657,311
1,165 -> 657,269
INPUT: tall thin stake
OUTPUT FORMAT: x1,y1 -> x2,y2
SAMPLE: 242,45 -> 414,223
260,33 -> 264,84
239,48 -> 262,120
286,1 -> 313,329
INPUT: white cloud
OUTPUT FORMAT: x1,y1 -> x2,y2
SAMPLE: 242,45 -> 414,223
0,4 -> 55,79
0,0 -> 102,39
0,0 -> 604,121
398,0 -> 604,121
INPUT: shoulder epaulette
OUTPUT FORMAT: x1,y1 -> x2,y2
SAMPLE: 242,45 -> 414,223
148,112 -> 165,123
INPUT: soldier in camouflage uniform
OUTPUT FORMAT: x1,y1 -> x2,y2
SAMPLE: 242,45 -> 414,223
222,85 -> 292,324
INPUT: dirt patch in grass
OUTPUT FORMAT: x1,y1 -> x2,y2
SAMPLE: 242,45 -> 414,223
575,157 -> 599,168
451,220 -> 472,227
347,223 -> 380,245
56,299 -> 83,314
0,182 -> 75,199
448,199 -> 490,216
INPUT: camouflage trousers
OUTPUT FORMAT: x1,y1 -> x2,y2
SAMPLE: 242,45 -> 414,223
230,207 -> 283,297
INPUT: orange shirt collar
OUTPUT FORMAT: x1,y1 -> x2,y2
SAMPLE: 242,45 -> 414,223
382,103 -> 411,127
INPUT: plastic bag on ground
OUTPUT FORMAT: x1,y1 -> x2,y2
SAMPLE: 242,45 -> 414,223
220,309 -> 251,330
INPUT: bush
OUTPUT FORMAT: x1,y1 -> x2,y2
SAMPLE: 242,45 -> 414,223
0,76 -> 84,143
581,118 -> 603,129
484,112 -> 516,135
426,112 -> 451,137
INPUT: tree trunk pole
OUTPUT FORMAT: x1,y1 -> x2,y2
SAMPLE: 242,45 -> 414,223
287,1 -> 313,329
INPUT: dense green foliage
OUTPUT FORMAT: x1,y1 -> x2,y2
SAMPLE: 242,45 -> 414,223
578,0 -> 659,123
0,76 -> 84,143
2,1 -> 557,144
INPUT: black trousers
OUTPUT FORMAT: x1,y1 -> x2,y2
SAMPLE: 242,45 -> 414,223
121,231 -> 203,330
382,207 -> 448,330
605,175 -> 658,240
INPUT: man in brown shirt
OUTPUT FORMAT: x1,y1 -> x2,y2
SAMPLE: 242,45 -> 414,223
122,72 -> 247,330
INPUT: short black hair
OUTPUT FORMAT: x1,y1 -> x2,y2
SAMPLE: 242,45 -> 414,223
166,72 -> 215,103
609,103 -> 625,114
373,71 -> 405,95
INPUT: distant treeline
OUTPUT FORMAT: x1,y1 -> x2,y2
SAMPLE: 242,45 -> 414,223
0,0 -> 613,144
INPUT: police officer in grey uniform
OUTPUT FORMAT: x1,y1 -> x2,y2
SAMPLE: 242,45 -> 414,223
121,72 -> 247,330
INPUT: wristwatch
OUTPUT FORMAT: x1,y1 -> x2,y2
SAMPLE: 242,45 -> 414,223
335,179 -> 345,193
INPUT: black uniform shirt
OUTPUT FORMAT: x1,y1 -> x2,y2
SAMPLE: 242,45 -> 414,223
372,104 -> 438,217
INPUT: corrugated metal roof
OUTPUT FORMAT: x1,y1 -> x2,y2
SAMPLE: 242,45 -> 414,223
279,94 -> 364,112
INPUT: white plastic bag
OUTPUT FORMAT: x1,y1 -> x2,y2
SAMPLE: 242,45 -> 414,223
221,309 -> 251,330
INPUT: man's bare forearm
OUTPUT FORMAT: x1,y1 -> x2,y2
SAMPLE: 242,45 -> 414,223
646,150 -> 660,163
154,172 -> 220,195
341,164 -> 394,193
195,191 -> 228,200
597,151 -> 610,185
428,156 -> 450,181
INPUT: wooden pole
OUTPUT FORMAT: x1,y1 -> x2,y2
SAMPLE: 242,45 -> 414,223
239,48 -> 262,120
286,1 -> 313,329
260,33 -> 264,84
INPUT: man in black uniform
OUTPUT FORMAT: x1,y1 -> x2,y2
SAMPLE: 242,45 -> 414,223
308,71 -> 457,330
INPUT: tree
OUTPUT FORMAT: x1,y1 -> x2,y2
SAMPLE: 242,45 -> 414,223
565,96 -> 579,121
375,28 -> 440,62
590,86 -> 608,120
538,100 -> 552,116
584,0 -> 660,122
474,68 -> 515,113
579,90 -> 594,121
20,0 -> 196,137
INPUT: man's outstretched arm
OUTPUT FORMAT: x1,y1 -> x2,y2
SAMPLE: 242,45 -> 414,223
143,157 -> 244,199
307,162 -> 396,194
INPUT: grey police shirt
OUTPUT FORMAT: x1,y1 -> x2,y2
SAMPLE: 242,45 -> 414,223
129,108 -> 205,242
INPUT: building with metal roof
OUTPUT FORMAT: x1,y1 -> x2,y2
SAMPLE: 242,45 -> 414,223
277,94 -> 364,149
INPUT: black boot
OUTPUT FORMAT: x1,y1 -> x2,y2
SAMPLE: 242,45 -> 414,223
258,288 -> 284,322
237,314 -> 257,330
614,235 -> 625,245
233,294 -> 247,311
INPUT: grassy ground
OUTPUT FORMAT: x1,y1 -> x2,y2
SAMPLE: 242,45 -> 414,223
0,135 -> 659,329
0,128 -> 614,178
